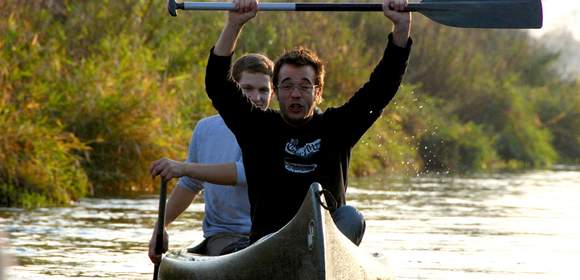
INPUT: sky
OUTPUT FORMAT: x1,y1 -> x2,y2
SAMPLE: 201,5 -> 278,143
529,0 -> 580,40
527,0 -> 580,77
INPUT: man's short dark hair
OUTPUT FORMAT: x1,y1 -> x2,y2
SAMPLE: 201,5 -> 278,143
273,47 -> 325,88
231,53 -> 274,82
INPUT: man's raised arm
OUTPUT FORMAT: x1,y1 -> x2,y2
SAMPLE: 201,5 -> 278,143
214,0 -> 259,56
383,0 -> 411,47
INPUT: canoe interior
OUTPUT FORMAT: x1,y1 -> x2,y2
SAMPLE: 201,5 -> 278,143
159,183 -> 394,280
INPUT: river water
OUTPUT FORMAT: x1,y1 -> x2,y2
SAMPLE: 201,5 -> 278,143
1,166 -> 579,279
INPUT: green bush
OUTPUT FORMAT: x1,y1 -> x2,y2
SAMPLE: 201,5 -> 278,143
350,86 -> 437,176
1,5 -> 191,196
419,121 -> 497,173
1,0 -> 578,206
532,81 -> 580,163
489,78 -> 558,167
0,108 -> 88,208
44,35 -> 188,195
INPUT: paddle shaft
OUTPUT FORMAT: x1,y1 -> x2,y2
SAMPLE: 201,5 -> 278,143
153,179 -> 168,280
168,1 -> 543,29
176,2 -> 441,11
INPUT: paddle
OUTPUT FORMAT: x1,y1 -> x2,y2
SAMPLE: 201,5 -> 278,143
167,0 -> 542,29
153,179 -> 168,280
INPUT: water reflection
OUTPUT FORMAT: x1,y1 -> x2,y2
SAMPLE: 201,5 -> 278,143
1,167 -> 579,279
352,167 -> 580,280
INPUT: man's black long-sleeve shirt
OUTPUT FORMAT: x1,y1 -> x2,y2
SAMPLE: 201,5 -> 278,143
205,34 -> 412,243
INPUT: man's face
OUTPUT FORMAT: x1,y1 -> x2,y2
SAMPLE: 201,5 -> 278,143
275,64 -> 321,126
239,71 -> 273,110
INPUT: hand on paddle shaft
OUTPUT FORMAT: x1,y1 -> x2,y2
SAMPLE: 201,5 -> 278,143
148,159 -> 179,264
229,0 -> 258,27
214,0 -> 259,56
148,222 -> 169,264
150,158 -> 187,181
215,0 -> 411,51
383,0 -> 412,48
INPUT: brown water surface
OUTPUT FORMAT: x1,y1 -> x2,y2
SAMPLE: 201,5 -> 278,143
1,166 -> 579,279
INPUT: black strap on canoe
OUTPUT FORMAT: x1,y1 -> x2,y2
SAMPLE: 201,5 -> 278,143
317,189 -> 337,212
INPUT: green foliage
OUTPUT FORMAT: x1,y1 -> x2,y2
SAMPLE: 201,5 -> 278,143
493,89 -> 558,168
452,75 -> 558,167
2,0 -> 579,207
1,0 -> 191,198
0,107 -> 88,208
530,81 -> 580,163
43,34 -> 185,194
351,86 -> 423,177
419,121 -> 497,173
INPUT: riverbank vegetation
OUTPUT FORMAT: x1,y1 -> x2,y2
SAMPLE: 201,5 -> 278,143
1,1 -> 579,207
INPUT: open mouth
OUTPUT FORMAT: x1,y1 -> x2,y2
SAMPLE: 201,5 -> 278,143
288,103 -> 303,114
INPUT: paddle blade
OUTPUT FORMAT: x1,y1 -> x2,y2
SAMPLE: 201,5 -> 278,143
410,0 -> 543,29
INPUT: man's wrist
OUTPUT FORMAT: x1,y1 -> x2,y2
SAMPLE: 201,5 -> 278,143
392,22 -> 410,47
182,163 -> 196,178
225,19 -> 244,32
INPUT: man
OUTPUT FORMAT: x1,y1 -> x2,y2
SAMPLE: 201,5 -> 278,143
205,0 -> 412,246
148,53 -> 274,262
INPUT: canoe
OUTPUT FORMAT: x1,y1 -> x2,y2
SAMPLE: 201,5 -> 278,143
159,182 -> 394,280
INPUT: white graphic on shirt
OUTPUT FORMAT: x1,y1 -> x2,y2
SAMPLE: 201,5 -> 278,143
284,139 -> 321,173
284,161 -> 318,173
285,139 -> 321,158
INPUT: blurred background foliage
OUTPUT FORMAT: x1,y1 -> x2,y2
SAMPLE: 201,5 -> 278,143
1,0 -> 578,207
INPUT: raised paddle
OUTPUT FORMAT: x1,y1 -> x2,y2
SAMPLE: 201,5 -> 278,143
167,0 -> 543,29
153,179 -> 168,280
